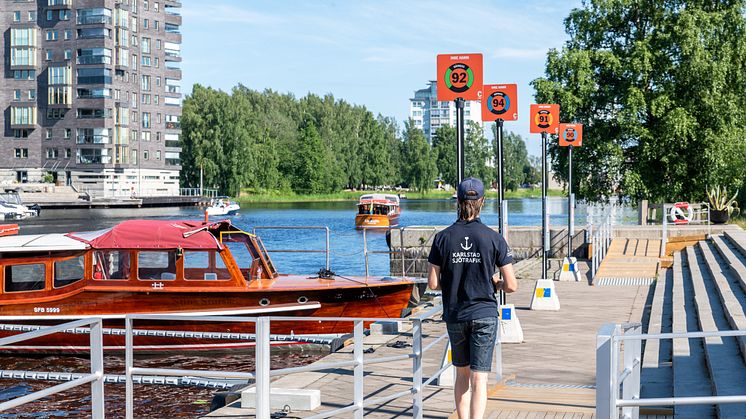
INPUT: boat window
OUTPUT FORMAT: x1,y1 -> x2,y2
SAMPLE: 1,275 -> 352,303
54,255 -> 85,288
4,263 -> 45,292
93,250 -> 130,280
138,251 -> 176,280
183,251 -> 230,281
217,243 -> 252,269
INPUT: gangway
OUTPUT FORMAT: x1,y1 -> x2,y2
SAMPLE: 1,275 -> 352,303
593,238 -> 661,286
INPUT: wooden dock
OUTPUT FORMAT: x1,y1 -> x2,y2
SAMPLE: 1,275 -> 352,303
594,238 -> 661,285
206,279 -> 650,418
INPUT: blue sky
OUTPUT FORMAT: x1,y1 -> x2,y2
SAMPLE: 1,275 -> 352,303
180,0 -> 583,157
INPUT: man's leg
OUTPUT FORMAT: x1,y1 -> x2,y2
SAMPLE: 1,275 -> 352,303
454,365 -> 471,419
469,370 -> 489,419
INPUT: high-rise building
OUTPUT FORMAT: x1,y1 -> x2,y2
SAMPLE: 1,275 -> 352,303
1,0 -> 182,197
409,80 -> 482,143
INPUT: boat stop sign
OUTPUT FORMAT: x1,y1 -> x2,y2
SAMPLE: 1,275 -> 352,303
436,54 -> 483,101
529,104 -> 560,135
559,123 -> 583,147
482,84 -> 518,121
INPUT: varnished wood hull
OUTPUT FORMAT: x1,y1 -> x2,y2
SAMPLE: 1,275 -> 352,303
355,213 -> 400,229
0,283 -> 415,353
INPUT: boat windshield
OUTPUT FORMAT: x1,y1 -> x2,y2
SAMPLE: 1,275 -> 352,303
219,230 -> 277,280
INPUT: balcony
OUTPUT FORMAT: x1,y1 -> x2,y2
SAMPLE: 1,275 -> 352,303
48,0 -> 72,8
77,135 -> 110,145
165,121 -> 180,129
77,55 -> 112,65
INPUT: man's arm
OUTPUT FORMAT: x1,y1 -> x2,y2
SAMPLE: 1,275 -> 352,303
492,264 -> 517,293
427,263 -> 441,291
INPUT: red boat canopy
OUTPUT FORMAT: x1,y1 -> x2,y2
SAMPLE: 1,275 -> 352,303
67,220 -> 232,250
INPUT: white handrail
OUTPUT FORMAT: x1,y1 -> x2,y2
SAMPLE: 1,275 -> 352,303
0,318 -> 105,417
596,323 -> 746,418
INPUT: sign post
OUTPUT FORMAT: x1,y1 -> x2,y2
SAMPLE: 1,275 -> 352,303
530,104 -> 560,280
482,83 -> 518,304
437,54 -> 483,184
558,123 -> 583,282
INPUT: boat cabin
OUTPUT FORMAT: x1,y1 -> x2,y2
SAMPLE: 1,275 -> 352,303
0,220 -> 277,299
357,194 -> 400,216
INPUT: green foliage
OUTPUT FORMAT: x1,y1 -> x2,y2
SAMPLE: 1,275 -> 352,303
401,120 -> 437,193
465,121 -> 491,183
432,125 -> 457,187
533,0 -> 746,203
493,128 -> 530,191
181,84 -> 408,195
707,186 -> 740,216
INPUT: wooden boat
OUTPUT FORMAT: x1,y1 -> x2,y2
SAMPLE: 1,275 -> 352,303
355,194 -> 401,229
0,219 -> 423,353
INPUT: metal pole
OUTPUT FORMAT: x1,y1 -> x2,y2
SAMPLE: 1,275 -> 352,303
455,98 -> 465,183
596,324 -> 617,418
255,317 -> 271,419
90,319 -> 104,419
412,318 -> 423,419
125,317 -> 134,419
541,131 -> 548,279
353,320 -> 364,419
568,145 -> 573,258
496,118 -> 506,304
400,227 -> 406,276
199,163 -> 203,197
363,228 -> 369,277
325,227 -> 330,270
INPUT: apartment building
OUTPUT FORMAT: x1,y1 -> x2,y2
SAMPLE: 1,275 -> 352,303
1,0 -> 182,197
409,80 -> 482,143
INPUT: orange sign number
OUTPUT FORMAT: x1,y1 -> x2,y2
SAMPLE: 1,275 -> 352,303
482,84 -> 518,121
436,54 -> 483,101
529,104 -> 560,134
559,123 -> 583,147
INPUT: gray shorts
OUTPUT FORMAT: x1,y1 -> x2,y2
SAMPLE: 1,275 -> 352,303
446,317 -> 498,372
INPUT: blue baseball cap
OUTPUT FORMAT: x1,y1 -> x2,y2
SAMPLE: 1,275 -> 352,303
457,177 -> 484,200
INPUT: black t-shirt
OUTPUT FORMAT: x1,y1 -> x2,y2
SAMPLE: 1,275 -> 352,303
427,218 -> 513,323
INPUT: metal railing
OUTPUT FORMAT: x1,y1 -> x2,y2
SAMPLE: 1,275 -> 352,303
0,318 -> 105,417
178,187 -> 218,197
590,210 -> 614,279
660,202 -> 711,257
596,323 -> 746,418
251,226 -> 331,270
124,305 -> 451,419
362,226 -> 439,277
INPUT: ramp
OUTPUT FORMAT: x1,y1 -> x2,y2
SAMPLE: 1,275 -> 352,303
595,238 -> 660,285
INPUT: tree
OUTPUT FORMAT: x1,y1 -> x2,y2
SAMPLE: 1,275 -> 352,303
293,120 -> 328,193
432,125 -> 457,187
401,120 -> 437,193
493,128 -> 530,191
533,0 -> 746,203
464,121 -> 492,184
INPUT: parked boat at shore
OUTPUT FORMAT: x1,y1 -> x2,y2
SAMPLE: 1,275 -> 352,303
0,218 -> 422,353
0,190 -> 40,220
355,194 -> 401,229
205,196 -> 240,216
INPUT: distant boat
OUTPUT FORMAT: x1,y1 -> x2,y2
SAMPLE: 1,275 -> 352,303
205,196 -> 240,216
355,194 -> 401,229
0,190 -> 39,220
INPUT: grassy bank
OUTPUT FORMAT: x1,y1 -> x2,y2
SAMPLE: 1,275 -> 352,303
235,188 -> 565,204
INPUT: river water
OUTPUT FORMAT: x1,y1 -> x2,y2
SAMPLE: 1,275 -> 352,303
0,198 -> 636,417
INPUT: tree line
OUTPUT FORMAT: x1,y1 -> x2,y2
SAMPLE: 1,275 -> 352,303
533,0 -> 746,205
180,84 -> 539,196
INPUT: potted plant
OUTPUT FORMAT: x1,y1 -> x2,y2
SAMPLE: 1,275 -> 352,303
707,186 -> 740,224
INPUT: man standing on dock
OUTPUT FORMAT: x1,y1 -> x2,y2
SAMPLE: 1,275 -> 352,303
427,177 -> 517,419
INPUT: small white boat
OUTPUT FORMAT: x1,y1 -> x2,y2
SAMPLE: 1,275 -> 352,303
0,190 -> 39,220
205,196 -> 240,216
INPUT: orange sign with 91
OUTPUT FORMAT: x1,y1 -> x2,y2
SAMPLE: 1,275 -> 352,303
529,104 -> 560,134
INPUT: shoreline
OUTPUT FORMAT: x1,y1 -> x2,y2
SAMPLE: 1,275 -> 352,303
236,189 -> 566,204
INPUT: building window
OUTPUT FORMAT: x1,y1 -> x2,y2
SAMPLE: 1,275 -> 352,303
49,66 -> 72,85
46,148 -> 59,159
13,11 -> 21,22
13,70 -> 36,80
156,150 -> 161,160
77,108 -> 112,119
64,49 -> 72,60
156,76 -> 161,87
154,2 -> 159,12
144,0 -> 149,11
77,148 -> 111,164
11,107 -> 36,125
64,29 -> 72,40
66,148 -> 72,159
131,130 -> 138,142
156,39 -> 161,50
15,149 -> 29,159
141,38 -> 150,54
131,17 -> 137,32
76,67 -> 112,84
13,130 -> 30,139
28,11 -> 36,22
144,150 -> 149,160
79,27 -> 112,39
142,112 -> 151,128
13,90 -> 21,101
132,54 -> 137,70
154,57 -> 159,68
154,21 -> 159,30
156,132 -> 161,142
76,8 -> 113,25
132,93 -> 137,108
143,19 -> 149,29
64,128 -> 71,139
46,109 -> 67,120
28,89 -> 36,100
141,131 -> 151,141
156,113 -> 162,124
77,48 -> 113,65
46,130 -> 53,139
59,10 -> 70,21
141,75 -> 150,91
141,94 -> 151,104
131,149 -> 138,164
46,50 -> 53,61
141,56 -> 151,67
46,30 -> 59,41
